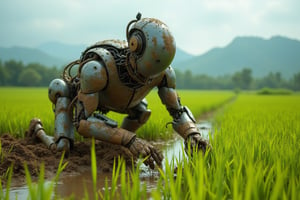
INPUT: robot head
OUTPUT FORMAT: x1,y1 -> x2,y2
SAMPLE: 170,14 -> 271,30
126,13 -> 176,83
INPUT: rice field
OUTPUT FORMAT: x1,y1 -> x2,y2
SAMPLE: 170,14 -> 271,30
1,87 -> 299,199
0,87 -> 234,140
102,93 -> 300,200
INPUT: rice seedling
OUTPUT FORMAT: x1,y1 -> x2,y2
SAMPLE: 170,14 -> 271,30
0,87 -> 235,140
3,87 -> 298,199
0,164 -> 13,200
96,93 -> 300,199
23,152 -> 68,200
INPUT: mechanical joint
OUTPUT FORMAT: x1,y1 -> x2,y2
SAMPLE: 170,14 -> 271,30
48,79 -> 70,104
172,106 -> 198,139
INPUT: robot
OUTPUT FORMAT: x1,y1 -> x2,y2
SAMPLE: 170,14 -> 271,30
27,13 -> 210,169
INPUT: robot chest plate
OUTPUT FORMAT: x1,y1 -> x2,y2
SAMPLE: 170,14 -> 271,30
98,85 -> 147,113
98,66 -> 163,113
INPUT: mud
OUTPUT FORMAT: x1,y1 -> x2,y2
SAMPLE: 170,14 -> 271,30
1,121 -> 213,199
0,133 -> 135,187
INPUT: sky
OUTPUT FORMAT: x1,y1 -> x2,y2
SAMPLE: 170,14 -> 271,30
0,0 -> 299,55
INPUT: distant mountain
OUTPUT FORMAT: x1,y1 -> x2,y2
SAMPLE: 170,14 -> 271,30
172,48 -> 195,65
38,41 -> 86,62
172,36 -> 300,78
38,41 -> 195,66
2,36 -> 299,78
0,41 -> 194,68
0,46 -> 67,67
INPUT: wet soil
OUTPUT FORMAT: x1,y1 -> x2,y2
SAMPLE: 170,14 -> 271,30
0,133 -> 135,187
1,120 -> 213,199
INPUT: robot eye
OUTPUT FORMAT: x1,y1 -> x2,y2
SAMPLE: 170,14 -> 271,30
128,30 -> 145,56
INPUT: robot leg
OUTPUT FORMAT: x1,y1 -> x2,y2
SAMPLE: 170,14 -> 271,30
121,99 -> 151,132
48,79 -> 75,152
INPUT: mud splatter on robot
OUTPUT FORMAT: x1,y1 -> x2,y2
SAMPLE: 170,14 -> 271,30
27,13 -> 210,169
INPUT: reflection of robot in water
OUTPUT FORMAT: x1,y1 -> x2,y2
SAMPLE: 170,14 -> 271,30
28,13 -> 210,169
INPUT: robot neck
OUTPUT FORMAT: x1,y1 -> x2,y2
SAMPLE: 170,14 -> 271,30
126,53 -> 151,85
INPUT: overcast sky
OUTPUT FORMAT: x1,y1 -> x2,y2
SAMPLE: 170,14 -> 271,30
0,0 -> 299,55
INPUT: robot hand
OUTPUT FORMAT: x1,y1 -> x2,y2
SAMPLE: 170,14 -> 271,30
184,133 -> 211,156
127,137 -> 164,169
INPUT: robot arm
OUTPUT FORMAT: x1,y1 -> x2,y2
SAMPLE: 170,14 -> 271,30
76,58 -> 163,168
76,53 -> 138,143
77,60 -> 107,118
158,67 -> 209,154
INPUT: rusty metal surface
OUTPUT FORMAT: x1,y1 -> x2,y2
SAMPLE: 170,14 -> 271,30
173,120 -> 198,139
48,79 -> 70,104
54,97 -> 74,140
158,87 -> 181,109
80,60 -> 108,93
77,91 -> 99,117
77,117 -> 135,145
129,17 -> 176,78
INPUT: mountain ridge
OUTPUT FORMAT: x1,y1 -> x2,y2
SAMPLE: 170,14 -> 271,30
172,35 -> 300,78
1,35 -> 299,78
0,46 -> 67,67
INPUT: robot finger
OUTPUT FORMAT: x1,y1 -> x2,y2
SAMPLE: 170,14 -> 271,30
150,148 -> 163,167
145,156 -> 155,169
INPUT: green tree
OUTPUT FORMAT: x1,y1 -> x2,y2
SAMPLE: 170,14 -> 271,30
292,72 -> 300,90
18,68 -> 42,86
0,60 -> 10,85
4,60 -> 24,85
26,62 -> 61,86
256,72 -> 284,88
183,70 -> 193,88
232,68 -> 253,89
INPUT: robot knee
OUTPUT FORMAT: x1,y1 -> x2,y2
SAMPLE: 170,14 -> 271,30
138,109 -> 151,124
134,99 -> 151,124
48,79 -> 70,104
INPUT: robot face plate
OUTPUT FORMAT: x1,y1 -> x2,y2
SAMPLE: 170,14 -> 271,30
128,18 -> 176,79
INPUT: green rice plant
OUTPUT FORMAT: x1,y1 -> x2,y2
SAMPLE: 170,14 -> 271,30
257,87 -> 293,95
102,93 -> 300,200
0,164 -> 13,200
0,141 -> 3,163
99,157 -> 147,200
24,152 -> 68,200
91,138 -> 98,200
211,94 -> 300,199
0,141 -> 14,166
0,87 -> 54,138
2,88 -> 299,199
107,90 -> 235,140
100,158 -> 122,200
0,87 -> 235,141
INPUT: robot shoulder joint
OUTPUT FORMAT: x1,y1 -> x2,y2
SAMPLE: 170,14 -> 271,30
80,60 -> 108,93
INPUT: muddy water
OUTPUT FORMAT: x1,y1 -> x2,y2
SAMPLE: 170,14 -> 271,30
8,121 -> 212,199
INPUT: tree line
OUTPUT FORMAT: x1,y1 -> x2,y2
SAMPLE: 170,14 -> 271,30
175,68 -> 300,91
0,59 -> 299,90
0,60 -> 61,86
